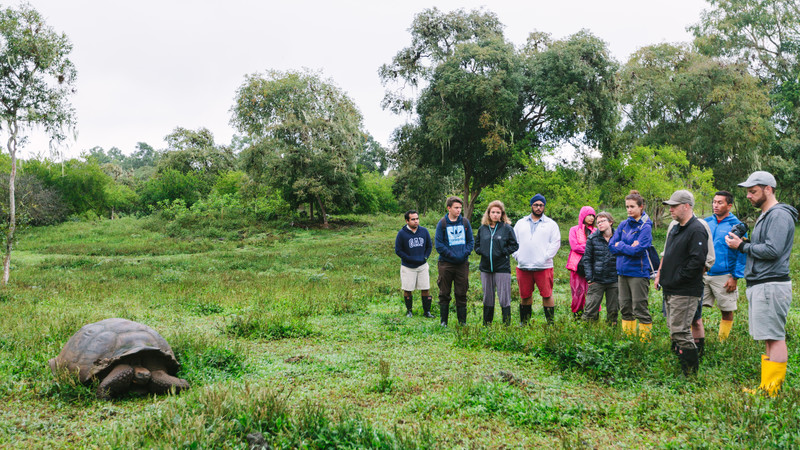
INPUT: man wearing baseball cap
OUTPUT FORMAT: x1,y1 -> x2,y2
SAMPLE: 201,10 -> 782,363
655,190 -> 709,375
726,171 -> 797,396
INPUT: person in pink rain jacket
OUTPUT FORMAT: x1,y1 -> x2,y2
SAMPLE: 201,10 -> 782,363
566,206 -> 596,318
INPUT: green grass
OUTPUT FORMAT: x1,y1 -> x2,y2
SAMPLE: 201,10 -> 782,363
0,214 -> 798,448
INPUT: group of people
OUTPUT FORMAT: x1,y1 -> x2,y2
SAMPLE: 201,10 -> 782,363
394,171 -> 796,396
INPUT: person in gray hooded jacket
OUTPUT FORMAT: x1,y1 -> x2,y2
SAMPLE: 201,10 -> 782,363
726,171 -> 798,396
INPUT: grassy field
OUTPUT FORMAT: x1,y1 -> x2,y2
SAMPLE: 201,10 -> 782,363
0,213 -> 799,448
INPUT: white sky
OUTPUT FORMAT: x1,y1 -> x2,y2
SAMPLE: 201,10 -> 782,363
17,0 -> 708,160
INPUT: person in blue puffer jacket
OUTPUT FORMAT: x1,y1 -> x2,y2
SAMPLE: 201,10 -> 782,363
609,190 -> 654,338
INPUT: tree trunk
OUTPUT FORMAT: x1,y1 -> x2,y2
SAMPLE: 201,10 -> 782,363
461,171 -> 482,220
3,124 -> 18,286
309,202 -> 314,221
466,188 -> 481,221
316,195 -> 329,228
463,172 -> 473,219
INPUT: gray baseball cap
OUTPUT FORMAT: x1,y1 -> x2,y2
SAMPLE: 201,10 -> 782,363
738,171 -> 777,188
662,189 -> 695,206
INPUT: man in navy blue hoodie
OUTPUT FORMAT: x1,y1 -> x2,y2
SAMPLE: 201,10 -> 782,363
395,210 -> 433,318
435,196 -> 474,326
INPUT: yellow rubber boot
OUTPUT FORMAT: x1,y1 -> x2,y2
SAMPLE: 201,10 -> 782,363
744,355 -> 785,396
622,320 -> 636,336
718,319 -> 733,341
762,360 -> 787,397
637,322 -> 652,342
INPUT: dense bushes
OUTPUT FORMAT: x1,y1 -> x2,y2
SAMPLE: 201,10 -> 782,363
0,142 -> 719,229
0,174 -> 68,226
477,158 -> 602,224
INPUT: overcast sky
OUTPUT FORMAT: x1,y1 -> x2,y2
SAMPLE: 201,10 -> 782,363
16,0 -> 708,160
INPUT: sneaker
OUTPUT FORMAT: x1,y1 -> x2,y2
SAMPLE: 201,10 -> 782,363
423,312 -> 435,318
406,311 -> 413,318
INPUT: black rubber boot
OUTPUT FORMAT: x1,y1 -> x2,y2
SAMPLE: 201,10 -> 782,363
422,296 -> 434,318
483,305 -> 494,326
520,304 -> 532,325
544,306 -> 555,325
502,306 -> 511,326
404,296 -> 413,318
456,305 -> 467,326
678,346 -> 700,376
695,338 -> 705,362
573,309 -> 583,320
439,301 -> 450,327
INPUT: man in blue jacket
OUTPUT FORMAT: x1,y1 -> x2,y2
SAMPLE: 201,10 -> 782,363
395,210 -> 433,318
435,196 -> 474,326
704,191 -> 746,341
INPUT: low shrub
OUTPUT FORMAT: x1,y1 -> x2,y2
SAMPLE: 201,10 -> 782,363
224,313 -> 316,341
107,384 -> 433,449
171,336 -> 249,383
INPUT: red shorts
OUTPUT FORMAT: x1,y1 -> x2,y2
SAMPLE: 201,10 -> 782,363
516,267 -> 554,299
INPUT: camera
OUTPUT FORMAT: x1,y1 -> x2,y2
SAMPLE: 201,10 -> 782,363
730,222 -> 749,240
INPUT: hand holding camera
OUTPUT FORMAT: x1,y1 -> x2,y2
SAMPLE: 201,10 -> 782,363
725,222 -> 749,250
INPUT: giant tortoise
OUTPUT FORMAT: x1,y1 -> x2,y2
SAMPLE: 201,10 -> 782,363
49,318 -> 189,399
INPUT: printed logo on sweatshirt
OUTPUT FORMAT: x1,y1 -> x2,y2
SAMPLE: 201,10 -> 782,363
447,225 -> 466,246
408,237 -> 426,249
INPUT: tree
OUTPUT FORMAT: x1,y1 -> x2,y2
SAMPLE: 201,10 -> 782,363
139,168 -> 201,207
692,0 -> 800,202
158,126 -> 234,196
380,8 -> 618,218
124,142 -> 159,170
0,173 -> 67,226
357,134 -> 389,173
231,69 -> 364,227
619,44 -> 774,191
616,146 -> 715,227
0,3 -> 76,284
518,30 -> 619,157
390,124 -> 462,213
26,158 -> 112,217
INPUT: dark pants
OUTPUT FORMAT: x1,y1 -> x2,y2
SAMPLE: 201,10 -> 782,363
583,282 -> 619,323
438,260 -> 469,306
619,276 -> 651,324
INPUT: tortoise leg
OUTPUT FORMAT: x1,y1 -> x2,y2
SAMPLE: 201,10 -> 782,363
97,364 -> 134,400
149,370 -> 189,395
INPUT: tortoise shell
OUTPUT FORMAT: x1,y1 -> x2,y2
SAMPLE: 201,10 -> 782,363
48,318 -> 180,384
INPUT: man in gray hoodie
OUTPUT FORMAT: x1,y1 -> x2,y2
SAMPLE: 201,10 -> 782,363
726,171 -> 798,396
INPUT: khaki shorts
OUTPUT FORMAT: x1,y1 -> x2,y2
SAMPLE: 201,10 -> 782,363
401,263 -> 430,291
702,274 -> 738,311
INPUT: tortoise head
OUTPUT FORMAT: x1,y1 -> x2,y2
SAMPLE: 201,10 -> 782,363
132,366 -> 152,385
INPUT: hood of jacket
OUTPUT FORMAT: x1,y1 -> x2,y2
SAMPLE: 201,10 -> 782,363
578,206 -> 597,227
770,203 -> 799,222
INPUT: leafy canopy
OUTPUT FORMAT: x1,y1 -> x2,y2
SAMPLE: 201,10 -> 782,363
619,43 -> 773,191
231,69 -> 364,224
381,8 -> 618,218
